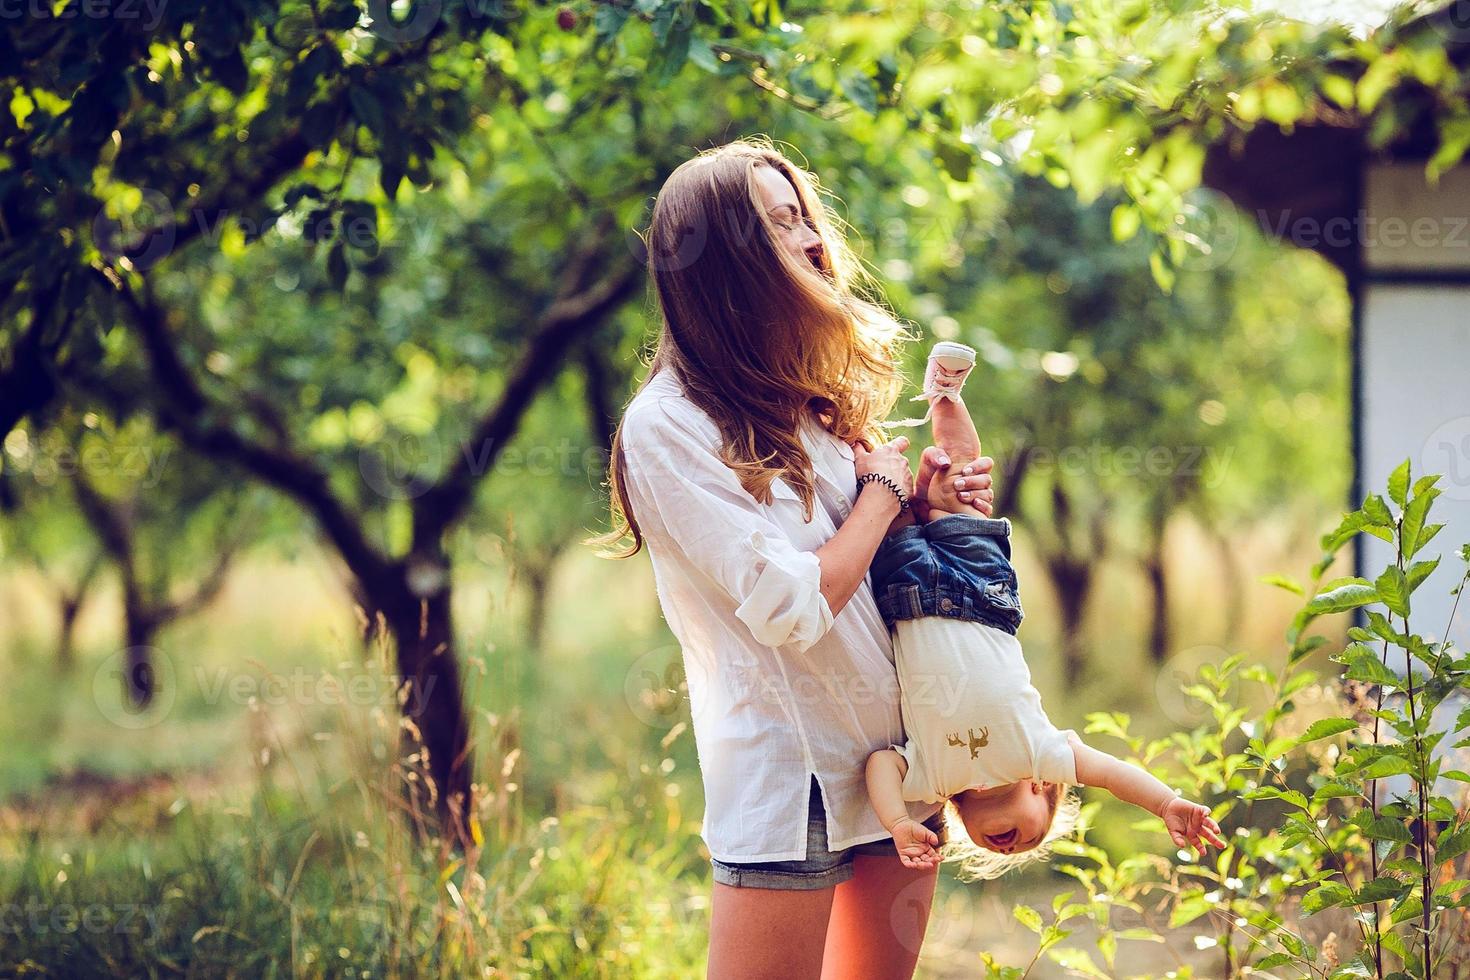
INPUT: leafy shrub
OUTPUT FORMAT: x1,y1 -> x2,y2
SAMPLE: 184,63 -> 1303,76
989,460 -> 1470,978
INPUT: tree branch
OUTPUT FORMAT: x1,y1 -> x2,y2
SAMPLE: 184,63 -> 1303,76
110,272 -> 391,585
411,217 -> 644,546
0,283 -> 75,437
580,338 -> 617,457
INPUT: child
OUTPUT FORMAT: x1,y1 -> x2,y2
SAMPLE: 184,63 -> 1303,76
864,342 -> 1225,879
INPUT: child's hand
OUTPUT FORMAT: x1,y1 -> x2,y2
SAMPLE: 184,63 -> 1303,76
1161,797 -> 1226,855
889,816 -> 942,870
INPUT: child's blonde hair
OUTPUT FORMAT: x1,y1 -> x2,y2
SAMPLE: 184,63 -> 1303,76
939,782 -> 1082,882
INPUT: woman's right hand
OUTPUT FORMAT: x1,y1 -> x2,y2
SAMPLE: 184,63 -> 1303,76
851,435 -> 914,506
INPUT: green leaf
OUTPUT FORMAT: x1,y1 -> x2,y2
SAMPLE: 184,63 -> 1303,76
1352,812 -> 1413,844
1047,947 -> 1106,977
1306,583 -> 1378,615
1254,952 -> 1295,970
933,133 -> 975,182
1388,458 -> 1410,507
1243,786 -> 1309,810
1320,73 -> 1357,110
594,4 -> 631,41
348,85 -> 386,137
1320,512 -> 1368,553
1403,487 -> 1441,557
1375,566 -> 1410,618
1362,493 -> 1392,526
1296,717 -> 1358,746
1437,826 -> 1470,862
1356,755 -> 1415,780
1261,573 -> 1304,596
301,99 -> 343,150
688,34 -> 721,74
1168,888 -> 1212,928
1336,642 -> 1399,687
1406,557 -> 1441,592
1389,896 -> 1423,926
841,71 -> 879,116
1312,781 -> 1362,802
1148,249 -> 1175,294
1301,881 -> 1351,914
1013,904 -> 1043,934
1354,876 -> 1411,905
1110,203 -> 1141,242
647,25 -> 692,87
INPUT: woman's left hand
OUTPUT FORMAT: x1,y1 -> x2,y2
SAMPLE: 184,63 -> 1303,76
912,449 -> 997,521
953,457 -> 996,515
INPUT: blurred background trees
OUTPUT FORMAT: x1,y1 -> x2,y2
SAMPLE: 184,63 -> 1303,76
1,0 -> 1465,972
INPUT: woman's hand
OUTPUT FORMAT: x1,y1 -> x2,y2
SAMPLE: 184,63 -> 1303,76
950,456 -> 996,516
910,449 -> 997,521
851,436 -> 915,509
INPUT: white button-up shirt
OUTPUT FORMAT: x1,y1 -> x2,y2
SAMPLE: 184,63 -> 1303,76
619,367 -> 944,862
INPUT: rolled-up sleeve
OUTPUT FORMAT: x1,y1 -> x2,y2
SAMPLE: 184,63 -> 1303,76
620,397 -> 835,653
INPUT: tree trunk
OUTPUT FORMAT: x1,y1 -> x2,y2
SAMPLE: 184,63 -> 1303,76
55,551 -> 104,674
377,560 -> 475,843
1209,524 -> 1245,636
122,602 -> 160,708
521,558 -> 553,654
57,595 -> 82,674
1050,558 -> 1093,688
1144,546 -> 1169,664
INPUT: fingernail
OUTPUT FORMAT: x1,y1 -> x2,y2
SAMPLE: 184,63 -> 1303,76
938,455 -> 949,466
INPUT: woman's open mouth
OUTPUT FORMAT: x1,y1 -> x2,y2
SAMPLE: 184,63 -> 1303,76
985,829 -> 1018,850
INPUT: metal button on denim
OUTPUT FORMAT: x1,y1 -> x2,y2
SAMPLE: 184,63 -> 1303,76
939,597 -> 955,612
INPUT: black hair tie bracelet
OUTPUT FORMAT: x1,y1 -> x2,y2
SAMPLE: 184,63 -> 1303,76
856,472 -> 910,511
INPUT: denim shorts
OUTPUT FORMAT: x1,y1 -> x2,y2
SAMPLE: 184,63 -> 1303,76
710,775 -> 948,890
870,513 -> 1024,633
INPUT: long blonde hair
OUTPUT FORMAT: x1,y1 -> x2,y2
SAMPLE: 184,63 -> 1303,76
589,136 -> 915,558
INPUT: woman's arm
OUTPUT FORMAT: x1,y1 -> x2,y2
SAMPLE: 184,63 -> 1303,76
815,491 -> 900,616
620,399 -> 909,651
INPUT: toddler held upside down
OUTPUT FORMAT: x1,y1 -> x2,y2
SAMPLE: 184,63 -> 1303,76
865,342 -> 1225,878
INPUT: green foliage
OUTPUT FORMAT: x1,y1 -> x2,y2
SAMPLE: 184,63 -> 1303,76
0,658 -> 709,978
986,461 -> 1470,977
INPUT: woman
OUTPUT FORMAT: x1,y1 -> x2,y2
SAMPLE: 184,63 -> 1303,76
591,138 -> 995,978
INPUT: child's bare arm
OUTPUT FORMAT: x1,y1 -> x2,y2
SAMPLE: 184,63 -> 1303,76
865,749 -> 941,869
1069,733 -> 1176,814
1068,732 -> 1226,854
865,749 -> 914,831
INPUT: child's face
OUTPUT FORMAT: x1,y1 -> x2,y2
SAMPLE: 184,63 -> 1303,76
956,781 -> 1053,854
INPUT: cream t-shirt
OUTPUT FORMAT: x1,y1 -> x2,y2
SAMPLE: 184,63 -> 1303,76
888,614 -> 1078,803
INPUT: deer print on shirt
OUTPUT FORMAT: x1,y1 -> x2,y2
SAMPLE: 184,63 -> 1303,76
947,727 -> 989,759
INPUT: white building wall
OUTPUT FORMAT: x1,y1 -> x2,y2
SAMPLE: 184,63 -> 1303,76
1359,162 -> 1470,651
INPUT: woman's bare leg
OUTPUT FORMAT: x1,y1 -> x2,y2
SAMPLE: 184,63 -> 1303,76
708,882 -> 836,980
819,853 -> 938,979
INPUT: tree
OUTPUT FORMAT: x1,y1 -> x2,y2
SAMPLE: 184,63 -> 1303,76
902,174 -> 1348,683
1,0 -> 886,837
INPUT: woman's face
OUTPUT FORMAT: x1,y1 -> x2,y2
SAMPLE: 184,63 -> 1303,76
754,164 -> 824,271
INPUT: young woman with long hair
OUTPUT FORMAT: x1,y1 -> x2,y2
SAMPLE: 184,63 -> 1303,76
589,137 -> 995,978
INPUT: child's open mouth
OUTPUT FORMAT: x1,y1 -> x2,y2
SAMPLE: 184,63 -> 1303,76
986,829 -> 1018,850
